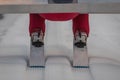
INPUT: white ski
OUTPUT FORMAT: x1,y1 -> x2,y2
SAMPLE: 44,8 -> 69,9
29,42 -> 45,67
73,45 -> 89,68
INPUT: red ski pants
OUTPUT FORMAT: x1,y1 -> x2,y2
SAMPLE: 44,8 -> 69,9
29,13 -> 89,36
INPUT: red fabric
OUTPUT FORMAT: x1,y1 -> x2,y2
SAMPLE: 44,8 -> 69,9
29,13 -> 89,36
40,13 -> 79,21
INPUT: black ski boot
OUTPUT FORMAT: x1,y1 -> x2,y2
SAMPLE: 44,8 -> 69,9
31,30 -> 44,47
74,31 -> 87,48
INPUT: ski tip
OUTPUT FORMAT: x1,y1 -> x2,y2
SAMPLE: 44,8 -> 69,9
73,66 -> 89,68
29,66 -> 45,68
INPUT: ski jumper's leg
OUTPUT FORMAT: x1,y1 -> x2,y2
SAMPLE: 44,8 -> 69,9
73,14 -> 89,37
29,14 -> 45,36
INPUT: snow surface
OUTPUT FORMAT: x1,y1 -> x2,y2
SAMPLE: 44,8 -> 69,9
0,14 -> 120,80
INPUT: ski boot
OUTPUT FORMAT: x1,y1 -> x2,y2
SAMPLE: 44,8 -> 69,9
31,30 -> 44,47
74,31 -> 87,48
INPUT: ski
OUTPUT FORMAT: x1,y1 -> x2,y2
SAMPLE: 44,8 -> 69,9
73,45 -> 89,68
29,42 -> 45,68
